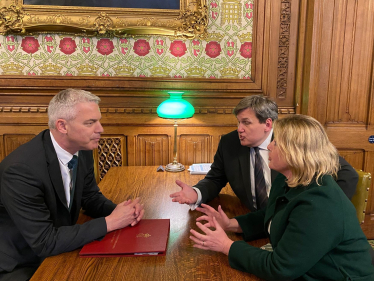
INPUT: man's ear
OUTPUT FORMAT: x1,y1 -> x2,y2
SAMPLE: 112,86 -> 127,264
55,119 -> 68,134
264,118 -> 273,132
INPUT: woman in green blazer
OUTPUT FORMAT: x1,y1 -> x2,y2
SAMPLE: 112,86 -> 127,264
190,114 -> 374,281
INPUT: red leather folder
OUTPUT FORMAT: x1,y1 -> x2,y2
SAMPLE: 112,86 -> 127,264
79,219 -> 170,257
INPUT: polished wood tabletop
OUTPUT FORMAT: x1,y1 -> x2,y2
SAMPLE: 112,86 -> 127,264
31,166 -> 268,281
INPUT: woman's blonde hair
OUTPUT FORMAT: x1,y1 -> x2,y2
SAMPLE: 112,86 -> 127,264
273,114 -> 339,187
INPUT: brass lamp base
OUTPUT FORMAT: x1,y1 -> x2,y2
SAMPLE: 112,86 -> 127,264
165,162 -> 185,172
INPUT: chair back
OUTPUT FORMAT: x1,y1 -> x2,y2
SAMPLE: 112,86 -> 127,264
351,169 -> 371,224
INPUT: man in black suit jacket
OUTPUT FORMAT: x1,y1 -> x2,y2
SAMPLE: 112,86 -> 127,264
170,95 -> 358,211
0,89 -> 144,281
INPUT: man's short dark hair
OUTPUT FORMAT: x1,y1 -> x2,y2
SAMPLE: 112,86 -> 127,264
233,95 -> 278,123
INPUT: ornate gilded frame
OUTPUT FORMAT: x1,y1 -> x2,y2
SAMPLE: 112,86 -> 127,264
0,0 -> 207,38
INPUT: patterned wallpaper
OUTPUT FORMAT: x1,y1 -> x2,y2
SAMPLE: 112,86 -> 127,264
0,0 -> 253,78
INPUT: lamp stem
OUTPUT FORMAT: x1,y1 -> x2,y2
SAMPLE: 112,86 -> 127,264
165,119 -> 185,172
173,120 -> 178,164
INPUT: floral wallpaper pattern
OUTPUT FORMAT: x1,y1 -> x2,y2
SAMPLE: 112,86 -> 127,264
0,0 -> 253,78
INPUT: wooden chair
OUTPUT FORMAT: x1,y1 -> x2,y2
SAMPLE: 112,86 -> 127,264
351,169 -> 371,224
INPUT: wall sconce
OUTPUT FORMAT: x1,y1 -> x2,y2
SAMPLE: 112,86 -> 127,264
157,91 -> 195,172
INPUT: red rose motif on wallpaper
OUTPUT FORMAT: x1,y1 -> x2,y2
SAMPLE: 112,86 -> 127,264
210,2 -> 218,19
82,38 -> 91,53
133,39 -> 151,56
239,42 -> 252,58
21,37 -> 40,54
120,38 -> 129,55
170,40 -> 187,57
59,37 -> 77,55
156,39 -> 164,55
245,3 -> 253,20
227,41 -> 234,57
205,41 -> 221,58
192,40 -> 200,57
96,38 -> 114,55
6,36 -> 15,52
45,36 -> 53,53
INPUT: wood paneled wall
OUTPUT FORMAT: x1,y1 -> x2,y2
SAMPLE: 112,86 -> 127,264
296,0 -> 374,218
1,0 -> 374,235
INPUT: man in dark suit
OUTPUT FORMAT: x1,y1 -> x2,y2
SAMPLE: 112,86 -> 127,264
170,95 -> 358,211
0,89 -> 144,281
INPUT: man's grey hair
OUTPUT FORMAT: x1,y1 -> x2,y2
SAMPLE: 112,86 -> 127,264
233,95 -> 278,123
48,88 -> 101,129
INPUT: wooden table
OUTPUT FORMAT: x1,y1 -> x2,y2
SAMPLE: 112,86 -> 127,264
31,166 -> 268,281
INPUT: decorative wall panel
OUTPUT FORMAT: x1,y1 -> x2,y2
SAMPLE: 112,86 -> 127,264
301,0 -> 374,226
179,134 -> 212,165
338,149 -> 365,171
135,134 -> 169,166
4,134 -> 35,157
307,0 -> 374,126
94,136 -> 126,181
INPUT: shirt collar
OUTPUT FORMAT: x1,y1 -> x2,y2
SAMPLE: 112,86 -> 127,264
50,131 -> 78,166
257,129 -> 273,150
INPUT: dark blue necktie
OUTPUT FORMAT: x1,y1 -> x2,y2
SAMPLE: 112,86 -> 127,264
254,147 -> 268,210
67,155 -> 78,210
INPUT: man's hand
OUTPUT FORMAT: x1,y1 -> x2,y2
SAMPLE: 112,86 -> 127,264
170,180 -> 198,204
105,197 -> 145,232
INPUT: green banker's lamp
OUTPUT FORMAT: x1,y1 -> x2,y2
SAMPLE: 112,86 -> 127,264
157,92 -> 195,172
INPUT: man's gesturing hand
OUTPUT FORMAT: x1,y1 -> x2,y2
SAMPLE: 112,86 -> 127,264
169,180 -> 198,204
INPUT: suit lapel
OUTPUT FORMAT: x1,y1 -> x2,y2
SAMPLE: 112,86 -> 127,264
43,130 -> 68,209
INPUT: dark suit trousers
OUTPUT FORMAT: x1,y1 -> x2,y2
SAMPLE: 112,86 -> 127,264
0,265 -> 38,281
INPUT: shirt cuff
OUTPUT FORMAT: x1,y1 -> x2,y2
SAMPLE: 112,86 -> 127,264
189,187 -> 202,210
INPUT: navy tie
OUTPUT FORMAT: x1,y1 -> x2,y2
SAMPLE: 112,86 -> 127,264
254,147 -> 268,210
68,155 -> 78,170
67,155 -> 78,210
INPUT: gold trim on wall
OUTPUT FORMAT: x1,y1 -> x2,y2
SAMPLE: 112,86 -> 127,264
0,0 -> 208,38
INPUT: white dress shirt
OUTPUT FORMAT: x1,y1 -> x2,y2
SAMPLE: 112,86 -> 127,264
190,129 -> 273,210
50,132 -> 79,207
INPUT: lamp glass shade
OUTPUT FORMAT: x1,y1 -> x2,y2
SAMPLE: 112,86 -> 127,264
157,92 -> 194,119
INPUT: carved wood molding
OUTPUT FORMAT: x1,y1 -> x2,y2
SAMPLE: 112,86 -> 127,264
0,106 -> 295,114
277,0 -> 291,99
0,107 -> 47,113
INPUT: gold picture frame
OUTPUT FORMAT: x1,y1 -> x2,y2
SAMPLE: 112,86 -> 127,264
0,0 -> 207,38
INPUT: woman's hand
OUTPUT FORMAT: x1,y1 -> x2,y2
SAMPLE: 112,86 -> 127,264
196,204 -> 233,232
190,217 -> 234,255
